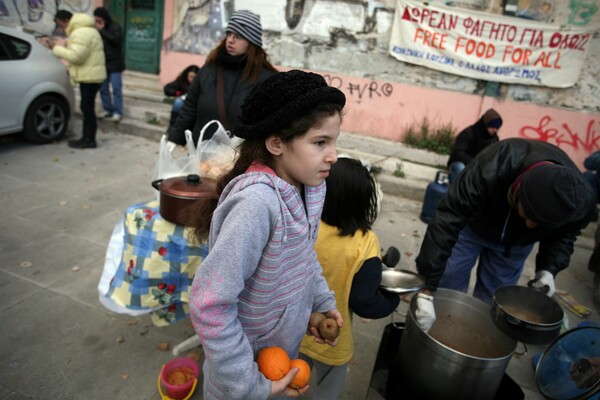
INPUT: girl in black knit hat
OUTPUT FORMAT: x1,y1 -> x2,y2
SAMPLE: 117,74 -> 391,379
185,70 -> 346,399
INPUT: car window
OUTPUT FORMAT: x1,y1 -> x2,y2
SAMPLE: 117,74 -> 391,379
0,33 -> 31,61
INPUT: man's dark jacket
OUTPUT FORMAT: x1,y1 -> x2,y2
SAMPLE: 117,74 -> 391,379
418,138 -> 597,291
168,61 -> 274,146
98,17 -> 125,73
447,109 -> 501,166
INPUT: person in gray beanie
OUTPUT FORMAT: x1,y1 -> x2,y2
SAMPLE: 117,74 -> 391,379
167,9 -> 277,146
412,138 -> 596,332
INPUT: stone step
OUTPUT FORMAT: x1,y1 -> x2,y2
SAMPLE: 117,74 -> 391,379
122,70 -> 164,96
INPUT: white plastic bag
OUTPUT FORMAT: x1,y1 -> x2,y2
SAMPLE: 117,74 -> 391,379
153,129 -> 201,182
198,120 -> 242,180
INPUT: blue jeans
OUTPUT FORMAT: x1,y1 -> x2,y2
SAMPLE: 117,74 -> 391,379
100,72 -> 123,115
169,95 -> 186,128
438,225 -> 534,304
448,161 -> 465,185
173,95 -> 186,114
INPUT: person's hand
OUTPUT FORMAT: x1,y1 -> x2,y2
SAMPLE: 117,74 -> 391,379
528,270 -> 555,296
415,292 -> 436,333
269,367 -> 309,398
308,309 -> 343,346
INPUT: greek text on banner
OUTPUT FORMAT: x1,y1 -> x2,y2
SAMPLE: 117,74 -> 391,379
389,0 -> 593,88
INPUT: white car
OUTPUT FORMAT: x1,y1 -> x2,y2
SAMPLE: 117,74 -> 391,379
0,25 -> 74,144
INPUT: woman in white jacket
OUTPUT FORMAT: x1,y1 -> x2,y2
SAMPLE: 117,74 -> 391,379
51,10 -> 106,149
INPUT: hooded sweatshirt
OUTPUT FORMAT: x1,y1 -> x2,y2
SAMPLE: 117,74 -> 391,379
52,13 -> 106,83
447,109 -> 502,166
189,165 -> 336,399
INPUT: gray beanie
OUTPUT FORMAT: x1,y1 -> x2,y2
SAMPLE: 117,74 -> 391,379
226,10 -> 263,48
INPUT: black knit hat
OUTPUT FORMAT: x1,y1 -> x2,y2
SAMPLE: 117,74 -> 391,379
233,70 -> 346,139
519,163 -> 592,228
226,10 -> 262,48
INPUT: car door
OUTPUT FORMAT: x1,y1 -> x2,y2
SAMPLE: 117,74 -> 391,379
0,31 -> 32,134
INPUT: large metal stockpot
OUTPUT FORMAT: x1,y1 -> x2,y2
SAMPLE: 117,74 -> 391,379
151,174 -> 217,226
399,289 -> 517,400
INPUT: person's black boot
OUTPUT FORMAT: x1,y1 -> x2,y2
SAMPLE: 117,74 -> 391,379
68,137 -> 97,149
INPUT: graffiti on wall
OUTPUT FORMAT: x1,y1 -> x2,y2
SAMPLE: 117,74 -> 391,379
568,0 -> 598,25
0,0 -> 92,35
323,74 -> 394,101
516,0 -> 554,22
166,0 -> 231,55
519,115 -> 600,153
167,0 -> 493,57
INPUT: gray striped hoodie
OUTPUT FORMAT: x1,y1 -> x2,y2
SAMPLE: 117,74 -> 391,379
190,166 -> 336,399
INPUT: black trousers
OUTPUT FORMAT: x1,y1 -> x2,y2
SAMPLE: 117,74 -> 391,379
79,82 -> 101,140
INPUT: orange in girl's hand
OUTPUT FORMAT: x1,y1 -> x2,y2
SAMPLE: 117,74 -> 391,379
289,359 -> 311,389
257,346 -> 291,380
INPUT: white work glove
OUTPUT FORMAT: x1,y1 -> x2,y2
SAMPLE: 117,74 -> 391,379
528,270 -> 555,297
415,293 -> 436,333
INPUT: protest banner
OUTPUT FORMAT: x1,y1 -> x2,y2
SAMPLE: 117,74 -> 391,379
389,0 -> 593,87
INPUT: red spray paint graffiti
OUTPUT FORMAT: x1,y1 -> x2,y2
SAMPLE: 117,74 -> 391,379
519,115 -> 600,152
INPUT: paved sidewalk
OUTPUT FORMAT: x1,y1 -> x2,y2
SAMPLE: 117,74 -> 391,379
1,119 -> 598,400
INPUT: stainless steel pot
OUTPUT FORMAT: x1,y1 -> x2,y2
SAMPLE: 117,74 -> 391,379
151,174 -> 217,226
491,285 -> 564,345
399,289 -> 517,400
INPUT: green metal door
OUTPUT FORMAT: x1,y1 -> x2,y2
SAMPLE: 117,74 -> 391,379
123,0 -> 163,74
110,0 -> 126,27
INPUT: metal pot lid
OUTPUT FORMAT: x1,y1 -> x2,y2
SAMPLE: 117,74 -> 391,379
158,174 -> 218,199
380,269 -> 425,294
536,325 -> 600,400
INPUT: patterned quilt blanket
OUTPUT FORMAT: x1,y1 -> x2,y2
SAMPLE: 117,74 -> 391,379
98,200 -> 208,327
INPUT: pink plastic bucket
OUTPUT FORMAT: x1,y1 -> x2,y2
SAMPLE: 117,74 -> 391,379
158,357 -> 199,400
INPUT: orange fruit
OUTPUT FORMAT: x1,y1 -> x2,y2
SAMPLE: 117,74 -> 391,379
257,346 -> 291,380
288,359 -> 311,389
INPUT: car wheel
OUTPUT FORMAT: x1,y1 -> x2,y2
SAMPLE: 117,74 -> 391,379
22,95 -> 70,144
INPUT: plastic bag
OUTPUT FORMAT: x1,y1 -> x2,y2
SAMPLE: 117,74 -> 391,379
198,120 -> 242,180
153,129 -> 201,182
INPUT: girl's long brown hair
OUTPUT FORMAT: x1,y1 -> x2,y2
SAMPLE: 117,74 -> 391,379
183,103 -> 343,243
205,39 -> 278,82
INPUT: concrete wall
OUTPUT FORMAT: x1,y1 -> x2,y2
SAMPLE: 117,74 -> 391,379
160,0 -> 600,168
0,0 -> 103,33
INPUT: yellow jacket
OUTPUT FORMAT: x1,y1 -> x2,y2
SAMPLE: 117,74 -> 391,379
52,13 -> 106,83
300,223 -> 380,365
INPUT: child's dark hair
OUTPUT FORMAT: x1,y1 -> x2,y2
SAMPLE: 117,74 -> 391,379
322,157 -> 379,236
54,9 -> 73,22
184,102 -> 343,242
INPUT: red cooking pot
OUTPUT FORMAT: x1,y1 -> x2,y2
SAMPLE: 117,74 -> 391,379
152,174 -> 218,226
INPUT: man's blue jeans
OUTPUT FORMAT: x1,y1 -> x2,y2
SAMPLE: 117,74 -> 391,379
100,72 -> 123,115
438,225 -> 534,304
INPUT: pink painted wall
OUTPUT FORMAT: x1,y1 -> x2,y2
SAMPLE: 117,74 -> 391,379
159,0 -> 600,170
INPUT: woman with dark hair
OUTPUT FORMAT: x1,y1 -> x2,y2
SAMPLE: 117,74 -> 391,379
167,10 -> 277,146
164,64 -> 200,129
